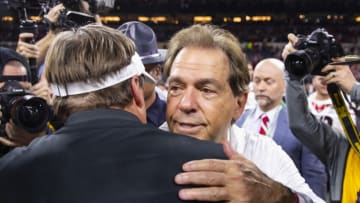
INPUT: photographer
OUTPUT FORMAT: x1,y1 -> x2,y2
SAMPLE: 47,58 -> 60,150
0,47 -> 48,152
16,33 -> 53,104
35,3 -> 66,66
36,1 -> 102,66
283,33 -> 360,203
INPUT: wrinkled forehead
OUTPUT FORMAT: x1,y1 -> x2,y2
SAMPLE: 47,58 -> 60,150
254,63 -> 284,80
2,60 -> 28,76
170,47 -> 230,77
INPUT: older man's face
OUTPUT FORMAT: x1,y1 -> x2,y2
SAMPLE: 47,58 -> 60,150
253,61 -> 285,112
0,60 -> 31,90
166,47 -> 245,143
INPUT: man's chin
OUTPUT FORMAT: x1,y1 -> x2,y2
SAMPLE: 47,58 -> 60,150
255,99 -> 268,107
173,128 -> 206,140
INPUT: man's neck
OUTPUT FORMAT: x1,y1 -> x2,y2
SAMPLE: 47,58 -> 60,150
145,92 -> 157,109
260,101 -> 282,113
315,92 -> 330,101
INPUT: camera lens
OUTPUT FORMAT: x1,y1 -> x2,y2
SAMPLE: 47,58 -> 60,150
10,95 -> 50,133
285,50 -> 314,78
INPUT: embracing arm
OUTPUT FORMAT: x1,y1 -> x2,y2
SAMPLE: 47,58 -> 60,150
175,142 -> 316,203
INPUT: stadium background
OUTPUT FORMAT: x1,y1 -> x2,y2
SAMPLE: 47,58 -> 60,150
0,0 -> 359,74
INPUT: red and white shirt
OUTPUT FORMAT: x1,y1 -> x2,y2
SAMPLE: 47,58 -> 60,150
308,92 -> 356,134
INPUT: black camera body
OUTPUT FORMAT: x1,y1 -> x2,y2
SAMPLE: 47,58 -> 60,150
54,0 -> 107,29
285,28 -> 344,78
0,81 -> 50,133
55,10 -> 96,30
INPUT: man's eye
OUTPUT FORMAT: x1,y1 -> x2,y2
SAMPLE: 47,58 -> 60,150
168,85 -> 182,96
266,80 -> 274,85
201,87 -> 218,98
201,88 -> 213,93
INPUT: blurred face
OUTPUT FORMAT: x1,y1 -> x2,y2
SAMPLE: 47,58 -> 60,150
166,47 -> 245,143
312,75 -> 329,98
0,60 -> 30,89
143,64 -> 157,100
143,63 -> 162,107
253,61 -> 285,112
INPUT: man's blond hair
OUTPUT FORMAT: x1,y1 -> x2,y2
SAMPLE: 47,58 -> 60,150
45,24 -> 137,121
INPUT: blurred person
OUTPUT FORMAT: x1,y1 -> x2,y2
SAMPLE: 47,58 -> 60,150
0,24 -> 228,203
236,58 -> 327,199
16,33 -> 52,103
35,3 -> 66,66
284,33 -> 360,203
308,75 -> 355,134
15,32 -> 60,133
161,24 -> 323,203
0,47 -> 48,153
118,21 -> 167,127
248,61 -> 254,80
36,1 -> 102,67
244,60 -> 257,110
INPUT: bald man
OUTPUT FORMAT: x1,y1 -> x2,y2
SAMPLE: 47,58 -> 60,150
236,58 -> 328,199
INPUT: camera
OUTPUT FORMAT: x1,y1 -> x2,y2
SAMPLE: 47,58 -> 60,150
285,28 -> 344,78
55,10 -> 96,30
0,80 -> 50,133
54,0 -> 114,29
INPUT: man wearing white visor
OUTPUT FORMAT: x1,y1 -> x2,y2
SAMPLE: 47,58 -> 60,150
0,24 -> 227,202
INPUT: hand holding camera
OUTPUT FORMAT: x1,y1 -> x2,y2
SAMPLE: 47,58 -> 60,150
0,119 -> 46,147
284,28 -> 344,79
322,61 -> 358,94
282,28 -> 358,94
16,33 -> 39,60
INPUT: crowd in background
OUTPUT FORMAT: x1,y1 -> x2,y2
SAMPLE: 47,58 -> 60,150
1,1 -> 360,202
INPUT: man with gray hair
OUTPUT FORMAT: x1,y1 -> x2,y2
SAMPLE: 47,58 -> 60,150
0,24 -> 226,203
162,24 -> 324,202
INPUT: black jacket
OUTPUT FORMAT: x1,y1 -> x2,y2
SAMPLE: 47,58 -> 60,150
0,108 -> 226,203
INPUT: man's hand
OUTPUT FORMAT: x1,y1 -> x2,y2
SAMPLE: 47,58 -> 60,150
0,120 -> 45,147
281,33 -> 298,61
45,3 -> 65,24
30,78 -> 52,105
16,33 -> 39,59
175,141 -> 295,202
322,62 -> 358,94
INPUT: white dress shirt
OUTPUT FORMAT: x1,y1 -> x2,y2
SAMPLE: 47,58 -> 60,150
159,123 -> 324,203
240,105 -> 282,138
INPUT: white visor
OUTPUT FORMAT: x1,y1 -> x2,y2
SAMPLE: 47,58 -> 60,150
51,52 -> 156,97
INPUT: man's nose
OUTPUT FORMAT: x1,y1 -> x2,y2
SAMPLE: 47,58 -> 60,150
255,80 -> 267,91
178,88 -> 198,113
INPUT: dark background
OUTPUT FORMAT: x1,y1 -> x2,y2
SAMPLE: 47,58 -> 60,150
0,0 -> 359,66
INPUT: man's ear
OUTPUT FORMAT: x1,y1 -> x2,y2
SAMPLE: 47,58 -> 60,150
232,92 -> 248,121
128,76 -> 147,123
130,76 -> 146,108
